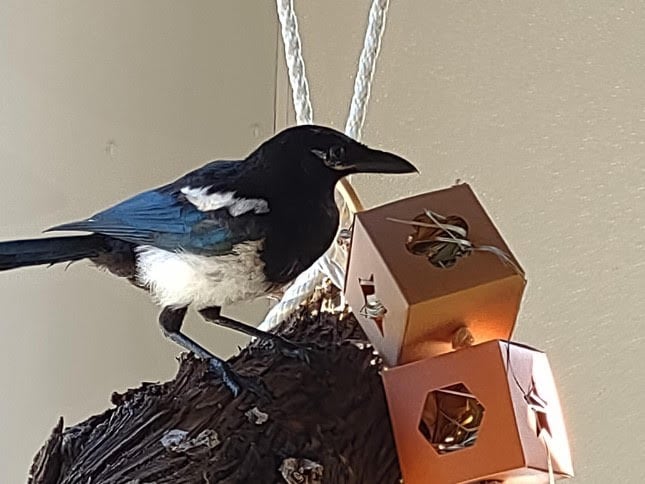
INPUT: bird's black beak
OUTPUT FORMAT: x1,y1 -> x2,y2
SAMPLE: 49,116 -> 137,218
347,147 -> 417,175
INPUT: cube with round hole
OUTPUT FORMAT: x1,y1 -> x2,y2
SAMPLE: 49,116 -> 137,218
344,183 -> 526,365
381,340 -> 574,483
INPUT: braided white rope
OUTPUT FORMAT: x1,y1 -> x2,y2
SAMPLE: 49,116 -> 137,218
345,0 -> 390,141
276,0 -> 313,125
260,0 -> 390,331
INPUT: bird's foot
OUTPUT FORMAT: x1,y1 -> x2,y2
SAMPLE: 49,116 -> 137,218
232,373 -> 272,404
269,337 -> 313,364
207,358 -> 271,402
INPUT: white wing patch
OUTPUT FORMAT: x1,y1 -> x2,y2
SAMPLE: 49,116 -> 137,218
180,187 -> 269,216
180,187 -> 234,211
228,198 -> 269,217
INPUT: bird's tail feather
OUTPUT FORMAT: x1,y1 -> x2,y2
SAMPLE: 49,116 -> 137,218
0,234 -> 108,271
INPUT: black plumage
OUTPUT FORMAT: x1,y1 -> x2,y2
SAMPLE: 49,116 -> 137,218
0,125 -> 416,396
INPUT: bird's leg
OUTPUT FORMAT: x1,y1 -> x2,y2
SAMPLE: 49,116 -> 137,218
159,306 -> 248,397
199,306 -> 311,362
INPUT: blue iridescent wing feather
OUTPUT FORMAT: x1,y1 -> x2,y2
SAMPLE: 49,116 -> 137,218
47,189 -> 256,254
47,160 -> 267,254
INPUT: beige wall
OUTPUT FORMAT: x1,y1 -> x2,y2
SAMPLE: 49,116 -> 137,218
0,2 -> 276,482
278,1 -> 644,483
1,2 -> 644,483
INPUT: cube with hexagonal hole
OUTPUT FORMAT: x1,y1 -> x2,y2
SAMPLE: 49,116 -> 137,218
345,184 -> 526,365
381,340 -> 574,483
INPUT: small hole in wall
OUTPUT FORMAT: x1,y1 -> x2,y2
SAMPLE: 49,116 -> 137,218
358,275 -> 387,335
406,212 -> 469,268
418,383 -> 485,454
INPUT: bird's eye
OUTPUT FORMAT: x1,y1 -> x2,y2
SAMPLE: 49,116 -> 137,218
323,145 -> 346,168
328,145 -> 345,162
310,145 -> 347,169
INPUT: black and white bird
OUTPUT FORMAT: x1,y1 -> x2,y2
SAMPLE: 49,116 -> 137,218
0,125 -> 416,395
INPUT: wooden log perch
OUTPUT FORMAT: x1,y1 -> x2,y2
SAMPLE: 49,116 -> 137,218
28,287 -> 401,484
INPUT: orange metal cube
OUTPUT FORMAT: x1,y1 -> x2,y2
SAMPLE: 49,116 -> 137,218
345,183 -> 526,365
381,340 -> 574,483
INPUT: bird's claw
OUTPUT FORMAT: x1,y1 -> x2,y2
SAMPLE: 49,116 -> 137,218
274,339 -> 312,364
233,374 -> 273,403
207,358 -> 271,402
237,374 -> 272,403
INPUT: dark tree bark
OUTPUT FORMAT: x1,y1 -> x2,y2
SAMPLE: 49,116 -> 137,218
28,287 -> 401,484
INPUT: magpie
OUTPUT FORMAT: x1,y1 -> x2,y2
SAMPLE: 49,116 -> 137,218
0,125 -> 416,396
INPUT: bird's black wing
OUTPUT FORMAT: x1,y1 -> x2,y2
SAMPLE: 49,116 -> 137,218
47,160 -> 269,255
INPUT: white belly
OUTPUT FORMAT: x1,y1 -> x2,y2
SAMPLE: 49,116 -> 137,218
135,241 -> 270,309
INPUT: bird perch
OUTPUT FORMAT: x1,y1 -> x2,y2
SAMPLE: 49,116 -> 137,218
27,286 -> 401,484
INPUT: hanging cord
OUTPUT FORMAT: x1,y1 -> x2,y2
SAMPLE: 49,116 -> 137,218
276,0 -> 313,124
345,0 -> 390,142
260,0 -> 390,331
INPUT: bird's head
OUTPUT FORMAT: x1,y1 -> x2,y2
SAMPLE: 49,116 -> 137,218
250,125 -> 417,190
